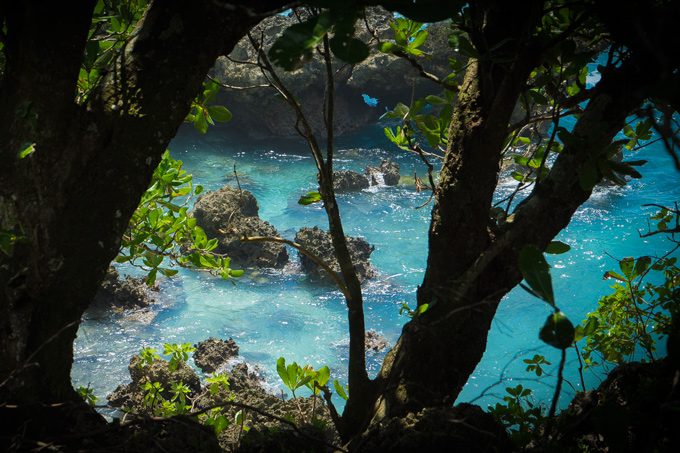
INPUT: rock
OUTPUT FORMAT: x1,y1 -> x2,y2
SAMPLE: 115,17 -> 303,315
365,330 -> 389,352
366,159 -> 400,186
210,9 -> 455,139
192,186 -> 289,268
193,337 -> 239,374
355,404 -> 512,452
554,359 -> 680,451
192,360 -> 339,452
92,267 -> 156,311
107,354 -> 201,412
333,170 -> 370,192
192,186 -> 259,236
294,226 -> 376,283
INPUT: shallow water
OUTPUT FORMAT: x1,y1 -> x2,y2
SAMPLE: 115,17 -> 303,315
72,120 -> 679,413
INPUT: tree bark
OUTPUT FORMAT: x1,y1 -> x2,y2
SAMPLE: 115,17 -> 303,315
0,0 -> 287,442
352,5 -> 665,441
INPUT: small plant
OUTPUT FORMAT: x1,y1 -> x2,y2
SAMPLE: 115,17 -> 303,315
333,379 -> 349,401
206,372 -> 231,395
142,381 -> 164,411
276,357 -> 313,398
488,385 -> 545,448
201,408 -> 230,435
163,342 -> 196,371
577,205 -> 679,367
169,381 -> 192,414
523,354 -> 551,377
76,385 -> 98,407
139,346 -> 160,367
399,302 -> 429,318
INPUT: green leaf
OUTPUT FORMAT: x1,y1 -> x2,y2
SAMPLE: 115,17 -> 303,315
619,257 -> 635,279
333,379 -> 348,400
298,191 -> 322,205
545,241 -> 571,255
634,256 -> 651,276
230,269 -> 245,278
330,36 -> 369,64
539,311 -> 575,349
17,143 -> 36,159
207,105 -> 232,123
519,245 -> 555,306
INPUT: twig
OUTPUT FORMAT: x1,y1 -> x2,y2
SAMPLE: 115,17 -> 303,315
240,235 -> 350,300
545,348 -> 567,437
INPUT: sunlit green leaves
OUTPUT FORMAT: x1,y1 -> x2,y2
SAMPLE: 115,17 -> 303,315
17,142 -> 36,159
333,379 -> 349,400
298,191 -> 322,205
378,18 -> 429,58
118,151 -> 243,284
186,80 -> 232,134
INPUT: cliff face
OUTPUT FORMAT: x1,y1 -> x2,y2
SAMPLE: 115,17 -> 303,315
210,9 -> 453,139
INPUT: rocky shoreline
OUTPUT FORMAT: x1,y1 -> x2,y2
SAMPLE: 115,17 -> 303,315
106,337 -> 341,452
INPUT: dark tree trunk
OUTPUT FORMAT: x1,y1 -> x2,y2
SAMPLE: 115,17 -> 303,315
0,0 -> 287,444
344,3 -> 670,444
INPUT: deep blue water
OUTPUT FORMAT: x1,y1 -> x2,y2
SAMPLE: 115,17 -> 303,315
72,118 -> 679,414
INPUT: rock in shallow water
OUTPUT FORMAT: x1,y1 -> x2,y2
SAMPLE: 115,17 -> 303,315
366,159 -> 400,186
333,169 -> 370,192
295,226 -> 376,283
365,330 -> 389,352
92,267 -> 157,311
107,354 -> 202,412
191,185 -> 288,268
193,337 -> 239,374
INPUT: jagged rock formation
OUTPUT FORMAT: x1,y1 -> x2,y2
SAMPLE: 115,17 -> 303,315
365,330 -> 389,352
92,267 -> 157,311
553,359 -> 680,451
193,337 -> 240,374
366,159 -> 400,186
354,404 -> 512,452
192,185 -> 288,268
333,170 -> 370,192
211,9 -> 453,139
107,355 -> 202,411
295,226 -> 376,283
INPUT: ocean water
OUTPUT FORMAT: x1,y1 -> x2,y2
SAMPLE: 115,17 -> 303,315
72,120 -> 679,414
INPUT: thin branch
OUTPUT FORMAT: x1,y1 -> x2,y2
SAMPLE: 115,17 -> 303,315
206,74 -> 270,91
240,235 -> 350,300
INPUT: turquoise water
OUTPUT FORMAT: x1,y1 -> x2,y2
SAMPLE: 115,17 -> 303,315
72,120 -> 679,414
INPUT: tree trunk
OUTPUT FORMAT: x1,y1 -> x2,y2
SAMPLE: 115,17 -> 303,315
0,0 -> 287,444
347,8 -> 664,446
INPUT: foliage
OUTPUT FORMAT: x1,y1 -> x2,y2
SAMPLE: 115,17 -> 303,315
201,408 -> 231,436
185,80 -> 233,134
298,191 -> 322,205
78,0 -> 149,103
577,240 -> 679,366
269,7 -> 369,70
333,379 -> 349,401
139,346 -> 160,366
163,342 -> 196,371
116,151 -> 244,285
488,385 -> 545,448
276,357 -> 333,398
76,385 -> 98,407
523,354 -> 551,377
206,372 -> 231,395
398,301 -> 429,318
